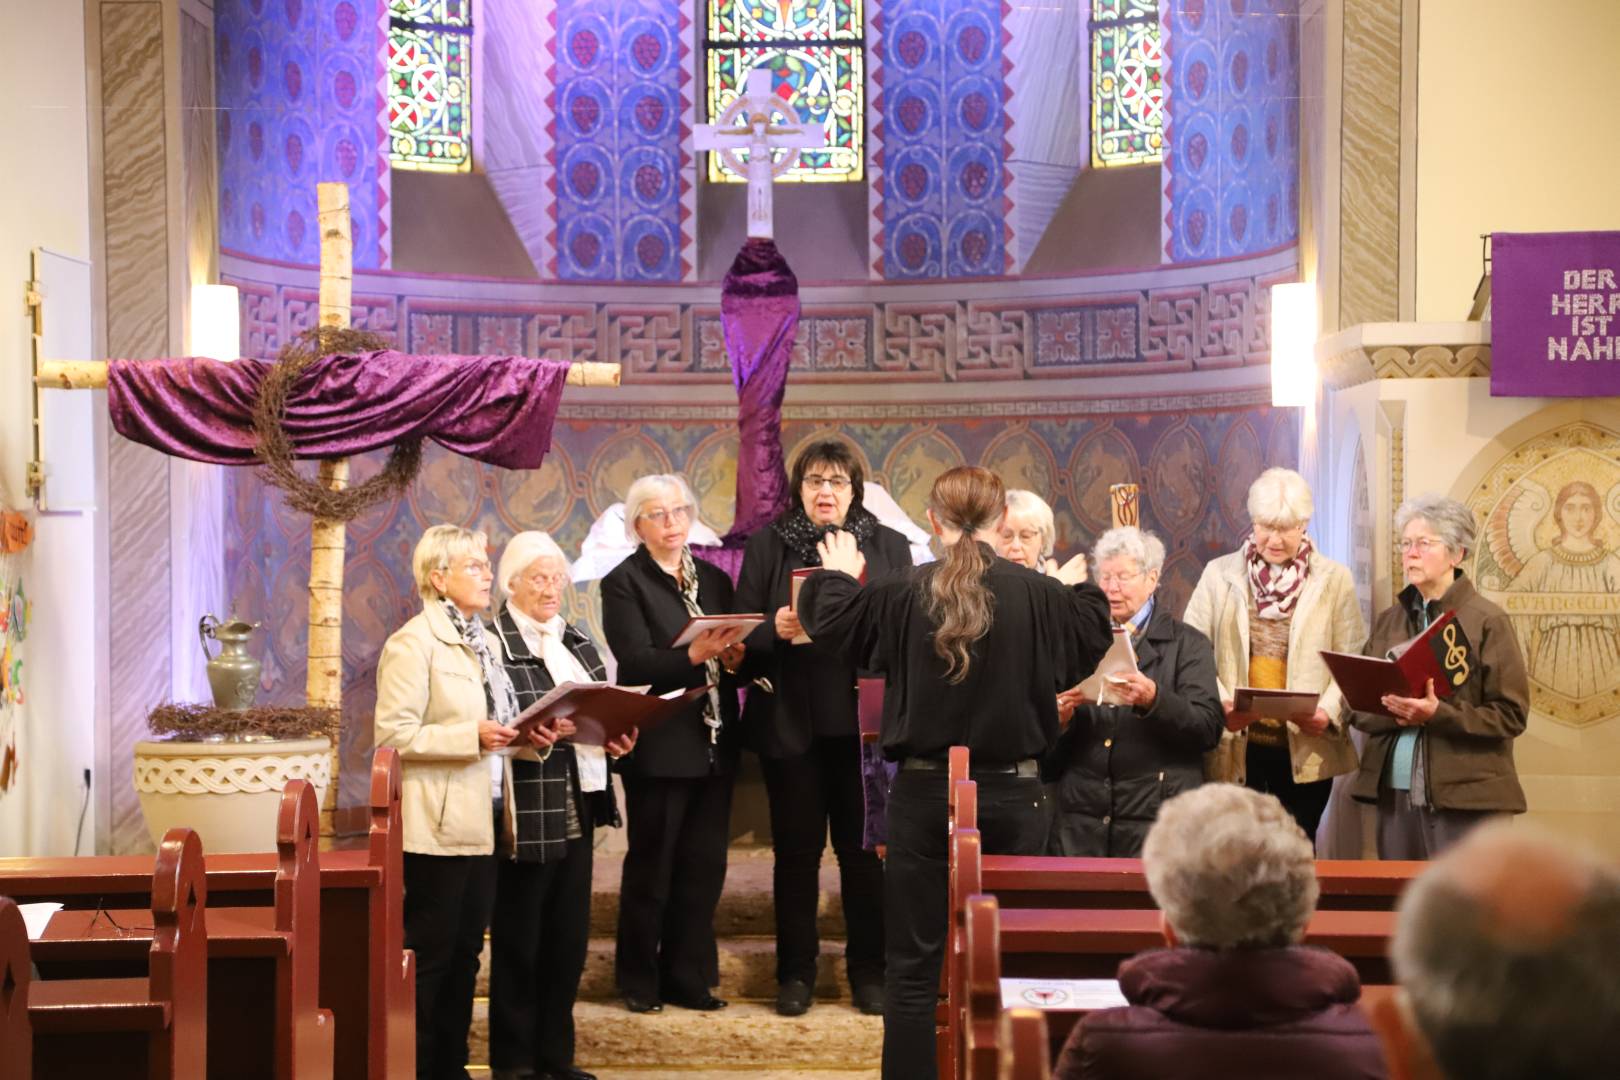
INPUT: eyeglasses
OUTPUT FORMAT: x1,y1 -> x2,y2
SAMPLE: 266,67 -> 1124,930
519,571 -> 570,590
803,474 -> 852,492
639,505 -> 693,526
450,559 -> 493,578
1398,536 -> 1447,554
1253,521 -> 1305,537
1097,569 -> 1146,587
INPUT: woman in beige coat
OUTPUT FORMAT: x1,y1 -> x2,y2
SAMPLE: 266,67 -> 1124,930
375,524 -> 555,1080
1182,468 -> 1363,845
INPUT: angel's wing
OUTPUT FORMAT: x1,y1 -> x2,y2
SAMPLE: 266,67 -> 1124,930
1484,478 -> 1550,584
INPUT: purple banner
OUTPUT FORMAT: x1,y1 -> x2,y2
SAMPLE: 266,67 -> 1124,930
1492,231 -> 1620,397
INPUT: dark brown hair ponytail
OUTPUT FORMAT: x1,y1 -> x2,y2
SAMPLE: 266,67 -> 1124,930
922,466 -> 1004,683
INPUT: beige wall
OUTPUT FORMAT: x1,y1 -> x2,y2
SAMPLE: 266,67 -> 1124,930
1415,0 -> 1620,320
0,1 -> 97,858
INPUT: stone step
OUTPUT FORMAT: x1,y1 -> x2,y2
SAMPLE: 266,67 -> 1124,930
470,999 -> 882,1071
587,844 -> 849,937
477,935 -> 863,1002
471,1071 -> 878,1080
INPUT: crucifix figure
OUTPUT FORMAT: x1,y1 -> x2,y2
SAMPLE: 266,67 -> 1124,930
694,68 -> 828,239
34,182 -> 620,821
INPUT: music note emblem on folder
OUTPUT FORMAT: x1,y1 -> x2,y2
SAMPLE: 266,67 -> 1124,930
1441,623 -> 1470,686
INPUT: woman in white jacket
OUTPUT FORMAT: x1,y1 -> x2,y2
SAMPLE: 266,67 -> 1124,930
1182,469 -> 1363,845
375,524 -> 555,1080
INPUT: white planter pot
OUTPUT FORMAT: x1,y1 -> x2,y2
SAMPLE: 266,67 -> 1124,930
133,736 -> 332,853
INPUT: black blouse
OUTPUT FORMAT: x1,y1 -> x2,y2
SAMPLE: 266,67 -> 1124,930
733,520 -> 914,758
800,544 -> 1114,767
600,545 -> 741,779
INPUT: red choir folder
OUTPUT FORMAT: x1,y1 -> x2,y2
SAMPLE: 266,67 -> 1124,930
1320,610 -> 1474,717
512,682 -> 714,746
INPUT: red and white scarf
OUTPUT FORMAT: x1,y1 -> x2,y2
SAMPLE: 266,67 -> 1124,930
1244,533 -> 1313,620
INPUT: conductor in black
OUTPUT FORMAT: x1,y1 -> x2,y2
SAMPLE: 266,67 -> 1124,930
799,465 -> 1113,1079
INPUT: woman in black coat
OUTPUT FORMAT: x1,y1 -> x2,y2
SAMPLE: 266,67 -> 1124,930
600,474 -> 747,1014
1049,526 -> 1224,858
734,439 -> 911,1017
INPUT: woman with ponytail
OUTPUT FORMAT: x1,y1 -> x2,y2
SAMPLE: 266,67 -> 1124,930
799,465 -> 1114,1079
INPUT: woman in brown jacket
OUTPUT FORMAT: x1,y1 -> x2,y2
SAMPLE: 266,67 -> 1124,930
1348,494 -> 1530,859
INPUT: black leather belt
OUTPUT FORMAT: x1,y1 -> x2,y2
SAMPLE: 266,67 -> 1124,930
900,757 -> 1039,778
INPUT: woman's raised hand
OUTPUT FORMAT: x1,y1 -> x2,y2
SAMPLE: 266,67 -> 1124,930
817,529 -> 866,579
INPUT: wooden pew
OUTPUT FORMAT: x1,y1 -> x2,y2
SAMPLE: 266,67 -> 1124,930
997,1008 -> 1051,1080
31,780 -> 334,1079
0,897 -> 33,1078
0,747 -> 410,1080
28,827 -> 209,1078
981,854 -> 1425,912
964,892 -> 1401,1069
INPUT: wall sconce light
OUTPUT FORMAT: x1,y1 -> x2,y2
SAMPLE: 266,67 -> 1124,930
1270,282 -> 1316,407
191,283 -> 241,361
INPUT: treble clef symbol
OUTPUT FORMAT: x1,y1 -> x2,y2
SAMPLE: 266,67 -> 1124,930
1442,623 -> 1470,686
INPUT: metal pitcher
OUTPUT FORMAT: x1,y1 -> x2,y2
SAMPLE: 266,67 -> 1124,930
199,614 -> 262,713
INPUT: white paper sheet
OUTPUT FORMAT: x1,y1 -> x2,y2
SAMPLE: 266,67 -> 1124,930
999,977 -> 1128,1011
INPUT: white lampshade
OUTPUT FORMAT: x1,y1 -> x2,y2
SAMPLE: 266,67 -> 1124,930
191,283 -> 241,361
1270,282 -> 1316,407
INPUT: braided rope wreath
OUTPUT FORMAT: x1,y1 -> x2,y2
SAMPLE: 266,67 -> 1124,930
250,325 -> 424,521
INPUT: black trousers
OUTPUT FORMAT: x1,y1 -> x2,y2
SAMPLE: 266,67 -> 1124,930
615,770 -> 735,1001
1246,741 -> 1334,846
403,849 -> 497,1080
760,734 -> 885,989
489,795 -> 595,1073
882,769 -> 1049,1080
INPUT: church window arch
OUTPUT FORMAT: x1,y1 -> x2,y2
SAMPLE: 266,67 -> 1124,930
1091,0 -> 1164,167
705,0 -> 866,183
388,0 -> 473,171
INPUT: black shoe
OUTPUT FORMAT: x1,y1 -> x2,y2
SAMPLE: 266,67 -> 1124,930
667,991 -> 729,1011
623,991 -> 663,1014
542,1069 -> 598,1080
851,982 -> 885,1016
776,979 -> 814,1017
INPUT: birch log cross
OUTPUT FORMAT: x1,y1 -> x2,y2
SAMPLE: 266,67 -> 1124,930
35,181 -> 621,823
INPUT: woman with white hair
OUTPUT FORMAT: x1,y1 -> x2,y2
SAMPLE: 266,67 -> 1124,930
1049,526 -> 1223,857
375,524 -> 557,1079
997,489 -> 1067,576
1182,467 -> 1364,845
487,531 -> 636,1080
600,474 -> 747,1014
1348,494 -> 1529,859
1052,785 -> 1385,1079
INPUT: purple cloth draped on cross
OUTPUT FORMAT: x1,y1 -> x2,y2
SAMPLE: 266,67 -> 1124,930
695,238 -> 798,579
106,350 -> 572,469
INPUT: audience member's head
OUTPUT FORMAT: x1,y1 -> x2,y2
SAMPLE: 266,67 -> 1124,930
1387,822 -> 1620,1080
1143,784 -> 1318,949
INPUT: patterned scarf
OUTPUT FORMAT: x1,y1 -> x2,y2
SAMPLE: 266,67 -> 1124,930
442,600 -> 519,728
677,547 -> 724,744
1244,533 -> 1314,620
772,503 -> 879,566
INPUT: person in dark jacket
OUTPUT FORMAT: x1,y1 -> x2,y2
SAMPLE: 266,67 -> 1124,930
734,439 -> 911,1017
1049,526 -> 1223,857
1054,783 -> 1387,1080
488,531 -> 636,1080
600,474 -> 748,1014
1349,494 -> 1529,860
801,466 -> 1113,1080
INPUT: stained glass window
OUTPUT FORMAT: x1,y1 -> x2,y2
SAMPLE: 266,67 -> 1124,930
1091,0 -> 1163,167
705,1 -> 865,183
388,0 -> 472,171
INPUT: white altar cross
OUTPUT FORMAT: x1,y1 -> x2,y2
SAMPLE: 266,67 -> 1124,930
693,68 -> 827,240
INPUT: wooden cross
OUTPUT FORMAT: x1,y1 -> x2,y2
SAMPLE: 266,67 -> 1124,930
694,68 -> 827,239
33,182 -> 620,762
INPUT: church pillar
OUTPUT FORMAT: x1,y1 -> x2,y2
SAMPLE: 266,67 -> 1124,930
1299,0 -> 1417,335
89,0 -> 223,853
